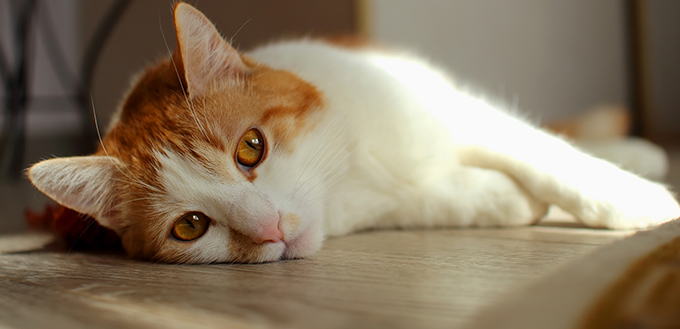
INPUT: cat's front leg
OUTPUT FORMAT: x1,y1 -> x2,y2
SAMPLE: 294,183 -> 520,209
375,166 -> 549,230
455,119 -> 680,229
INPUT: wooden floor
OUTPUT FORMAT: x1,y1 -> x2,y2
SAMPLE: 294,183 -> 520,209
0,212 -> 633,329
2,149 -> 678,328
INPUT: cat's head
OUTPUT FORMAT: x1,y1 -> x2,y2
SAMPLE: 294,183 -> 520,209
27,3 -> 330,263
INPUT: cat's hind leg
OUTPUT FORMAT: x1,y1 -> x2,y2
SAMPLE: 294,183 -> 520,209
375,166 -> 549,230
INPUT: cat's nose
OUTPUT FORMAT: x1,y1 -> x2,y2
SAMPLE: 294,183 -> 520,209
253,217 -> 284,244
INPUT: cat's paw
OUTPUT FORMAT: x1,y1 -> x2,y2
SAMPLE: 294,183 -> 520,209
473,169 -> 550,227
575,179 -> 680,229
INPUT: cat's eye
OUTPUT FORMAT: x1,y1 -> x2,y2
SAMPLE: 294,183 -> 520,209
237,128 -> 265,168
171,212 -> 210,241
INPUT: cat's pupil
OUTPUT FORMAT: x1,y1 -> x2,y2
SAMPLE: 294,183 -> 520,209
171,212 -> 209,241
246,139 -> 258,149
236,129 -> 265,168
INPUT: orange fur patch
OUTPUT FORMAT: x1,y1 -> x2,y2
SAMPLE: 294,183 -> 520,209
281,213 -> 301,234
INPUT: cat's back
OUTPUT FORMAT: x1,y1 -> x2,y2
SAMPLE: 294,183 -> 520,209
246,38 -> 396,101
246,38 -> 455,102
247,38 -> 375,79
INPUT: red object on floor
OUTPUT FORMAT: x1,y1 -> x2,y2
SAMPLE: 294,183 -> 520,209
25,204 -> 122,250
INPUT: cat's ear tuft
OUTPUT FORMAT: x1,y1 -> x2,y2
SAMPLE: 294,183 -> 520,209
173,3 -> 247,97
27,156 -> 126,232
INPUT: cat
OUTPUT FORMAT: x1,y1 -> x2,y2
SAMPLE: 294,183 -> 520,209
27,3 -> 680,264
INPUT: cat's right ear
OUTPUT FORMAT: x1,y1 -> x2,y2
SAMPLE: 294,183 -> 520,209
27,156 -> 125,233
172,3 -> 247,97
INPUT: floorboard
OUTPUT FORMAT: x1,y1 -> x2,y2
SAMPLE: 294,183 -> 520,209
0,218 -> 633,329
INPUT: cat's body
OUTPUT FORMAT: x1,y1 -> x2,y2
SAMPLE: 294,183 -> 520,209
248,40 -> 550,235
28,3 -> 680,264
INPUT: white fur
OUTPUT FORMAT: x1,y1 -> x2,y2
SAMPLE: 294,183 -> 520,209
247,40 -> 680,234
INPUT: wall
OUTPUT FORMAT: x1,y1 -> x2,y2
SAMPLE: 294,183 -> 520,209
644,0 -> 680,144
0,0 -> 81,138
367,0 -> 628,124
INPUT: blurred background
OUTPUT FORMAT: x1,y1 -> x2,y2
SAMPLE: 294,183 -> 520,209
0,0 -> 678,233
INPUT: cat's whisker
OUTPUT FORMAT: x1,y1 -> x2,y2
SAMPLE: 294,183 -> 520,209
66,217 -> 99,255
292,115 -> 348,196
89,93 -> 110,157
229,18 -> 252,46
307,141 -> 357,184
89,93 -> 158,192
109,169 -> 160,191
292,144 -> 337,196
294,138 -> 355,198
198,97 -> 214,139
111,127 -> 123,159
300,160 -> 350,201
110,161 -> 161,190
299,191 -> 346,207
112,178 -> 162,194
121,171 -> 161,191
91,95 -> 167,204
112,196 -> 160,209
296,162 -> 348,204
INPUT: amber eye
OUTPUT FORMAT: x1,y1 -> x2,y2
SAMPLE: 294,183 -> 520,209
171,212 -> 210,241
237,128 -> 265,168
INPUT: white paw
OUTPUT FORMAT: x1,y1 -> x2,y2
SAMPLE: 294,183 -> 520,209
574,178 -> 680,229
474,170 -> 550,227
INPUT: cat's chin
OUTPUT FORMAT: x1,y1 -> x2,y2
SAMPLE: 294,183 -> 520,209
227,229 -> 322,264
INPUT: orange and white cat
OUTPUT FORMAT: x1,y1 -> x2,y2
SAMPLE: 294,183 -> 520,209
27,3 -> 680,263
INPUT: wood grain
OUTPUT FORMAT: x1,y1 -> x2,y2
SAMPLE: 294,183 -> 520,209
0,222 -> 631,329
466,219 -> 680,329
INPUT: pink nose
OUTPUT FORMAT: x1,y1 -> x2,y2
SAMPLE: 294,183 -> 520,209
253,218 -> 284,244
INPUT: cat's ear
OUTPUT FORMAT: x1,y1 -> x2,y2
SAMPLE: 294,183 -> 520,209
27,156 -> 125,232
172,3 -> 247,97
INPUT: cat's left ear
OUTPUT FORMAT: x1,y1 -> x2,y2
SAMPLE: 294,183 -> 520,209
173,3 -> 247,97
